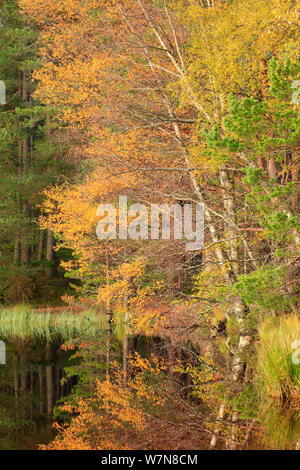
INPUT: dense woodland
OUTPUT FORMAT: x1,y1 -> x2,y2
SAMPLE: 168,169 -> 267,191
0,0 -> 299,450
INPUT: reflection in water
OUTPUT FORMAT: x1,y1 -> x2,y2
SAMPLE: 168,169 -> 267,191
0,339 -> 78,449
261,401 -> 300,449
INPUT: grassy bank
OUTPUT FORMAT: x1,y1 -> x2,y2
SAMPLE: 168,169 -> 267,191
257,315 -> 300,448
0,305 -> 106,341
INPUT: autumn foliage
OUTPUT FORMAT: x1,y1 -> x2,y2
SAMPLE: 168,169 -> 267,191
1,0 -> 297,449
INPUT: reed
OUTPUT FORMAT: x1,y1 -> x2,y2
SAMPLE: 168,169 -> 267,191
257,314 -> 300,400
256,314 -> 300,448
0,304 -> 106,341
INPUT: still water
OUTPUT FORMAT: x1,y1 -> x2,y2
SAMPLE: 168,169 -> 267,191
0,339 -> 78,449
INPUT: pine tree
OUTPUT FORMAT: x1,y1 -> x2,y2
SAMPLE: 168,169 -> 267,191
0,0 -> 73,303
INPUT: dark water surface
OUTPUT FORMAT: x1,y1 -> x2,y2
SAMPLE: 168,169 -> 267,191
0,339 -> 78,449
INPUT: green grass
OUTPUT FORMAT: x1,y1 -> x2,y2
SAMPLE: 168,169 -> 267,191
256,314 -> 300,448
0,304 -> 106,342
257,314 -> 300,400
260,402 -> 300,450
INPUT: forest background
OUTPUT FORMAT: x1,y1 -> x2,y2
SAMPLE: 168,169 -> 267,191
0,0 -> 299,450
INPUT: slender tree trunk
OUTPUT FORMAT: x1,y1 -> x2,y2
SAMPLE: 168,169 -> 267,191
105,248 -> 112,377
46,229 -> 54,261
291,150 -> 299,211
13,354 -> 19,399
20,357 -> 26,394
37,230 -> 45,262
20,355 -> 27,420
228,410 -> 239,449
123,318 -> 129,385
14,238 -> 20,265
46,364 -> 53,416
219,170 -> 239,277
46,343 -> 54,416
210,402 -> 226,449
267,156 -> 277,179
46,229 -> 55,277
21,203 -> 29,264
123,282 -> 129,386
56,368 -> 60,400
20,73 -> 31,265
14,137 -> 23,265
38,365 -> 44,415
231,298 -> 252,383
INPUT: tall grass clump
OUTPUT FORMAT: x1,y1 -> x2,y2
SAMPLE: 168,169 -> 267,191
256,314 -> 300,448
257,315 -> 300,401
0,304 -> 106,341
